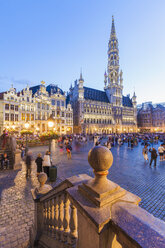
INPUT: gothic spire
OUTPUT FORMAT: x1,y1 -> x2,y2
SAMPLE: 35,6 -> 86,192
110,16 -> 116,39
79,69 -> 84,82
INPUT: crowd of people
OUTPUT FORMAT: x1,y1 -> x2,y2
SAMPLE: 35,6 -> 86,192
1,132 -> 165,174
95,133 -> 165,168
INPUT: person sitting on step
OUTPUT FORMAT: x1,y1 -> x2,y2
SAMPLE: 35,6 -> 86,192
1,152 -> 9,169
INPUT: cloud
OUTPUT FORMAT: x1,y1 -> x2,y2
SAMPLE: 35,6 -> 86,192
0,76 -> 34,92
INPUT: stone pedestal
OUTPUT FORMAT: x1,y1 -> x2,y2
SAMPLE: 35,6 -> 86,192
13,149 -> 22,170
67,146 -> 141,248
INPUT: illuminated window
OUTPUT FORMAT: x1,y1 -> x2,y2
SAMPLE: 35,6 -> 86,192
5,104 -> 9,110
5,113 -> 9,121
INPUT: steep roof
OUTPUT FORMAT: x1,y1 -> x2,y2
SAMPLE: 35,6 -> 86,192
46,84 -> 64,96
29,85 -> 41,95
66,94 -> 70,106
0,92 -> 5,99
122,96 -> 133,107
84,87 -> 109,103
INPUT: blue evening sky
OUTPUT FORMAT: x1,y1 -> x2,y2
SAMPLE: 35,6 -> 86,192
0,0 -> 165,104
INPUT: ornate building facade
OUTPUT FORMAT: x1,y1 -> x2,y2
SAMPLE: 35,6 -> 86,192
0,82 -> 73,135
68,17 -> 137,134
137,102 -> 165,132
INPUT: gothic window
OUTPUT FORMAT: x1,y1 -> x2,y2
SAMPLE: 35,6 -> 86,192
15,106 -> 18,111
11,113 -> 14,121
26,113 -> 30,121
5,104 -> 9,110
11,105 -> 14,110
15,114 -> 18,121
5,113 -> 9,121
57,110 -> 60,117
52,99 -> 55,105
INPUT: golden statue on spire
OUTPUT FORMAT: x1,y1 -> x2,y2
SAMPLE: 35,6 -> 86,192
41,80 -> 45,85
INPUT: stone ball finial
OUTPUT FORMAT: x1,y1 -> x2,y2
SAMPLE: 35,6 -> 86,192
88,146 -> 113,173
38,172 -> 47,186
35,172 -> 52,195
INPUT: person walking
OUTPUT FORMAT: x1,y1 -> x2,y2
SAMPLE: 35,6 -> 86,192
158,144 -> 164,161
142,145 -> 149,162
43,151 -> 51,177
149,148 -> 158,167
35,153 -> 43,175
66,144 -> 72,160
130,138 -> 134,149
25,151 -> 32,178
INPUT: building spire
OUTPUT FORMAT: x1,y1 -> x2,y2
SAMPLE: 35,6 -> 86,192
111,15 -> 116,39
79,68 -> 84,81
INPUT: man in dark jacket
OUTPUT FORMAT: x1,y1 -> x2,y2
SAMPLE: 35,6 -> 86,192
25,151 -> 32,178
149,148 -> 157,167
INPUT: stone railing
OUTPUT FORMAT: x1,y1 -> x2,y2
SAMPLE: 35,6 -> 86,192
31,147 -> 165,248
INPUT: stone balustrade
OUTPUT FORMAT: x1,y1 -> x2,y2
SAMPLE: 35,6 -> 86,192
31,146 -> 165,248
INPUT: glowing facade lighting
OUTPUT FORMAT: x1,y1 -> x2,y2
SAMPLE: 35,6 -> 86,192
25,123 -> 30,129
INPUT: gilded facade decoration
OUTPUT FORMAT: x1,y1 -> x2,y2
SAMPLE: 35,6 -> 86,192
0,83 -> 73,135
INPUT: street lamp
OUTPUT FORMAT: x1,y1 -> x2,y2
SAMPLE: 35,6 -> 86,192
36,127 -> 39,136
12,124 -> 15,130
24,122 -> 30,154
47,115 -> 54,152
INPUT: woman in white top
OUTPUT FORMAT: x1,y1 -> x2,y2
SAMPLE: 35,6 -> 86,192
158,144 -> 164,161
43,151 -> 51,177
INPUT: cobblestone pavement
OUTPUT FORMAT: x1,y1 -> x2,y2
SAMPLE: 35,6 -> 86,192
0,140 -> 165,247
30,140 -> 165,221
0,162 -> 39,248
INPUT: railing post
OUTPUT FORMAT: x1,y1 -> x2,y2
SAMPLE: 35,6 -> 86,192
63,193 -> 70,243
50,198 -> 54,237
57,194 -> 64,241
54,196 -> 59,239
68,202 -> 77,248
